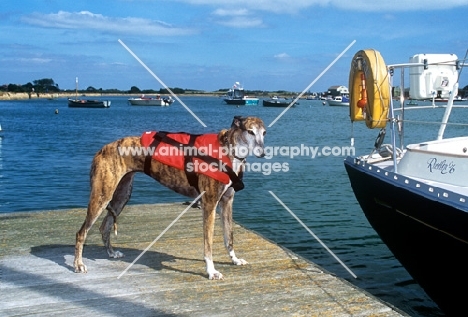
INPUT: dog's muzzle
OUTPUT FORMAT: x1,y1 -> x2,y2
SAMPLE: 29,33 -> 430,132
253,145 -> 265,158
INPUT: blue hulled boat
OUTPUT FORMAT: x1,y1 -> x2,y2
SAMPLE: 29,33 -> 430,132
344,49 -> 468,316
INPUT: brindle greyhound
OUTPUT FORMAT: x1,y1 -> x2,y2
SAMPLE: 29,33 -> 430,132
74,116 -> 266,280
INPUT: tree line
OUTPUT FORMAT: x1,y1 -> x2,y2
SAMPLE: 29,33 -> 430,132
0,78 -> 206,95
2,78 -> 468,97
2,78 -> 60,93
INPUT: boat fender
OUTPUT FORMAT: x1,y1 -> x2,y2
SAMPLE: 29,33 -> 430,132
349,49 -> 391,129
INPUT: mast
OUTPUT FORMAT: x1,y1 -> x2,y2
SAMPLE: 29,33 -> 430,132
75,77 -> 78,101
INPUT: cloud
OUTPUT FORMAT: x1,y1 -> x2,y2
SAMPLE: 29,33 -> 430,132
211,7 -> 265,28
334,0 -> 468,11
180,0 -> 468,13
274,53 -> 291,59
2,57 -> 53,64
21,11 -> 196,36
184,0 -> 320,13
212,8 -> 250,16
216,16 -> 264,28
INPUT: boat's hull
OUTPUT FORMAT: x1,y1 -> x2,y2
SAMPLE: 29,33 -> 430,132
224,98 -> 259,106
344,156 -> 468,316
262,100 -> 297,107
68,99 -> 110,108
327,100 -> 349,106
128,99 -> 173,106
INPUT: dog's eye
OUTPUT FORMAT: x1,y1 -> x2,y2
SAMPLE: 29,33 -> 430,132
263,131 -> 266,136
248,130 -> 255,135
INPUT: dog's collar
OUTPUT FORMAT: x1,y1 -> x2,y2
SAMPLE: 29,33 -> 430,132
233,155 -> 246,163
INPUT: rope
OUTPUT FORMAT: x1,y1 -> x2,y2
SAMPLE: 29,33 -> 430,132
398,119 -> 468,127
362,118 -> 468,129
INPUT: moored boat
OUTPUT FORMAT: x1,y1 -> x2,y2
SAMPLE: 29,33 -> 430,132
68,99 -> 110,108
262,96 -> 298,107
68,77 -> 110,108
223,82 -> 259,106
344,49 -> 468,316
128,95 -> 174,106
327,95 -> 349,106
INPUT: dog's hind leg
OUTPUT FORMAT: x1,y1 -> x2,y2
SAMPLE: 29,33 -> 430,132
74,197 -> 112,273
219,187 -> 248,266
74,157 -> 126,273
100,172 -> 135,259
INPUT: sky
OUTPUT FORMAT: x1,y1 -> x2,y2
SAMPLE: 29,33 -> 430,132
1,0 -> 468,93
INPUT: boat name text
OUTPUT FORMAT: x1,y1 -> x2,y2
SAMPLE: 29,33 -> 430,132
426,157 -> 455,174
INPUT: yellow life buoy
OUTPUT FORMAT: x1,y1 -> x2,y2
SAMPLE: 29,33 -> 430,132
349,49 -> 391,129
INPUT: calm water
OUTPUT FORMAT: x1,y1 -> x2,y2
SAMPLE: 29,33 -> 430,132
2,96 -> 459,316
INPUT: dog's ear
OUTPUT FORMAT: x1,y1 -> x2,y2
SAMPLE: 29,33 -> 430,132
218,129 -> 228,145
231,116 -> 245,129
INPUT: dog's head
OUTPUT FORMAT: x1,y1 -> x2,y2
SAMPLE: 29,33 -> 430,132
219,116 -> 266,158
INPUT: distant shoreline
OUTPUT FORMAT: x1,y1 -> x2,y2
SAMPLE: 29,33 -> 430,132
0,91 -> 309,101
0,92 -> 226,101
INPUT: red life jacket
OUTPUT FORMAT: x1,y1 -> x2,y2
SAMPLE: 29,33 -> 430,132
140,131 -> 244,191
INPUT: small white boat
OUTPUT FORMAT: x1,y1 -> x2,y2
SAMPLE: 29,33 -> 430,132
327,95 -> 349,106
128,95 -> 174,106
344,49 -> 468,316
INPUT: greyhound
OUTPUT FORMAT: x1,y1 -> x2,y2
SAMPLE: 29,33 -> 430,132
74,116 -> 266,280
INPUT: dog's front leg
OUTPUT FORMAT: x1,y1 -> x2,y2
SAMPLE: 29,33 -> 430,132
100,206 -> 125,259
219,187 -> 248,266
99,172 -> 135,259
202,195 -> 223,280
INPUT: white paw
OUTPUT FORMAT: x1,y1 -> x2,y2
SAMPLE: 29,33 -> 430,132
229,251 -> 248,266
205,257 -> 223,280
74,263 -> 87,273
233,258 -> 248,266
208,270 -> 224,280
109,250 -> 125,258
